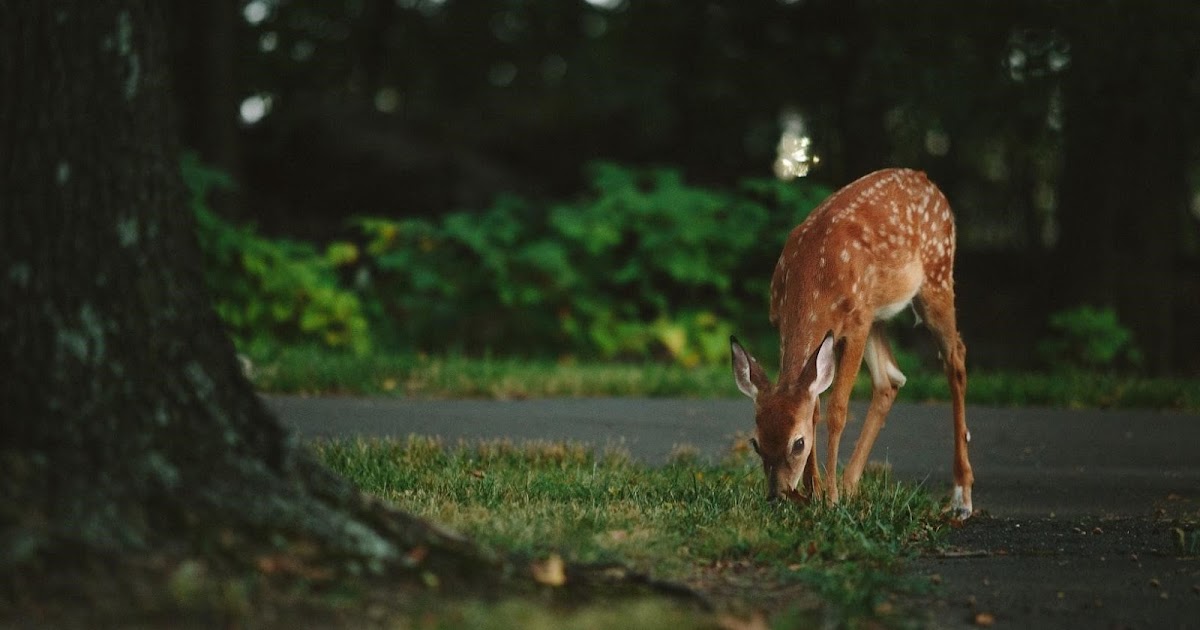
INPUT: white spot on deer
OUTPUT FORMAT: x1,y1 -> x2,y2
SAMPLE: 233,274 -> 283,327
851,282 -> 859,294
819,257 -> 826,268
809,312 -> 818,323
840,249 -> 850,263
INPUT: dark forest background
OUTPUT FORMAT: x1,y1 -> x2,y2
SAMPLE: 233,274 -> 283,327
167,0 -> 1200,375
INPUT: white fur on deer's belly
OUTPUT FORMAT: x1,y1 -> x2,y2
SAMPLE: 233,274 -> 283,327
871,260 -> 923,321
874,298 -> 912,321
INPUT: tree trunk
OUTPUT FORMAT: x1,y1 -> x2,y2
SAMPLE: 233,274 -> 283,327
1054,2 -> 1196,374
0,0 -> 494,585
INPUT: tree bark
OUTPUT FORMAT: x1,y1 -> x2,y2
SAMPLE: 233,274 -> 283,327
0,0 -> 494,584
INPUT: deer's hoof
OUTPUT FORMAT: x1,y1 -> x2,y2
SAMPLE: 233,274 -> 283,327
947,485 -> 973,521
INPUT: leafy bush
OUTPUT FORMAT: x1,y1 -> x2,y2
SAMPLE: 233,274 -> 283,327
344,162 -> 830,364
1038,305 -> 1140,370
183,153 -> 370,356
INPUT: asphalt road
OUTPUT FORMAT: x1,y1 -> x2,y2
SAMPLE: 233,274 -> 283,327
266,396 -> 1200,628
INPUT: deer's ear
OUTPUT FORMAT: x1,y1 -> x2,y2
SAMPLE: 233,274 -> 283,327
805,332 -> 836,396
731,336 -> 771,399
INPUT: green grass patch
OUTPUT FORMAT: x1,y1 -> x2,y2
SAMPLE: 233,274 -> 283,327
317,437 -> 947,627
247,347 -> 728,399
248,346 -> 1200,410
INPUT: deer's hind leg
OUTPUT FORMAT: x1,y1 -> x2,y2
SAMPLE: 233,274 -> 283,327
915,286 -> 974,520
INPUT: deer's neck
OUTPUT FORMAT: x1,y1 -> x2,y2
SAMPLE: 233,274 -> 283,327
777,326 -> 831,389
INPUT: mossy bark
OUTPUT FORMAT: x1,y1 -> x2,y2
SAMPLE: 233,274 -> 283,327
0,0 -> 497,585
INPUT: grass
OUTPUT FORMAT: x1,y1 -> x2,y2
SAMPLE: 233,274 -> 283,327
247,346 -> 1200,410
316,436 -> 948,628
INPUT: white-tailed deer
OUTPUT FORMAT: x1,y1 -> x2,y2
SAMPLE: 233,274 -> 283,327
731,168 -> 974,520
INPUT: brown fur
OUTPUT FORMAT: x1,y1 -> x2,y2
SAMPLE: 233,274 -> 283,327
733,169 -> 975,518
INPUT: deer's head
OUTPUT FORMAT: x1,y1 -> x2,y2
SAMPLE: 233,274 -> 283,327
730,333 -> 835,502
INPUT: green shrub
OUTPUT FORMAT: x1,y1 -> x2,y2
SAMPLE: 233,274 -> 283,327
183,153 -> 370,356
344,162 -> 830,364
1038,305 -> 1140,371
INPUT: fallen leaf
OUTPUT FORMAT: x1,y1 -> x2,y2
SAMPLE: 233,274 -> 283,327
469,469 -> 485,479
255,553 -> 333,581
717,612 -> 769,630
421,571 -> 440,588
404,545 -> 428,567
1149,578 -> 1161,588
973,612 -> 995,627
531,554 -> 566,587
604,529 -> 629,542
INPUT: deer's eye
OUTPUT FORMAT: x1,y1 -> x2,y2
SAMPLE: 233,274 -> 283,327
749,437 -> 761,455
791,437 -> 806,456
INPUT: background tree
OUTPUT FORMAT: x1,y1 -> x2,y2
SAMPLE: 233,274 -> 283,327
156,0 -> 1198,372
169,0 -> 241,217
1054,2 -> 1199,373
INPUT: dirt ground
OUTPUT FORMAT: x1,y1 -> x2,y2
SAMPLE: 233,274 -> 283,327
913,507 -> 1200,629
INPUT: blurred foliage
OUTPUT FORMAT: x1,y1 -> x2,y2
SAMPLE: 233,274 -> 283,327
183,153 -> 370,355
342,162 -> 830,364
170,0 -> 1200,374
1038,305 -> 1140,371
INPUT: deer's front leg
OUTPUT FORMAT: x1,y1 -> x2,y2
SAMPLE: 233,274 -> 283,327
843,325 -> 905,496
801,407 -> 823,499
823,329 -> 868,505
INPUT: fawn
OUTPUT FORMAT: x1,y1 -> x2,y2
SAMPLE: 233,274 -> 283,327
731,168 -> 974,520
